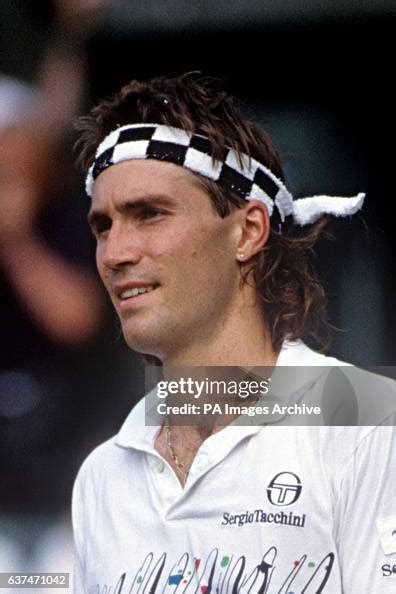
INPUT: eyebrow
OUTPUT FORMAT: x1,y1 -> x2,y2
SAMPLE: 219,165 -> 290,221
87,194 -> 176,227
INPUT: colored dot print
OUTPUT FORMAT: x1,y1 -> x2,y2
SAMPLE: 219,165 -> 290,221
136,577 -> 143,584
195,559 -> 201,570
178,570 -> 183,574
220,556 -> 230,567
201,586 -> 207,594
308,561 -> 316,568
293,560 -> 299,567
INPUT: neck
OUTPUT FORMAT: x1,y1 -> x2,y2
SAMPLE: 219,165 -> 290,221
158,291 -> 279,443
153,292 -> 281,485
161,288 -> 278,367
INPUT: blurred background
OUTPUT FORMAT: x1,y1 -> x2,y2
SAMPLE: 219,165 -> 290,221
0,0 -> 395,589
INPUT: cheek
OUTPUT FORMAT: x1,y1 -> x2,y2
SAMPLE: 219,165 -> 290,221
95,249 -> 110,289
175,230 -> 234,286
150,228 -> 190,264
95,250 -> 104,279
152,219 -> 235,287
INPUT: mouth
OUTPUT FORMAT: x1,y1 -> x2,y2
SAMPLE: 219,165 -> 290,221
120,285 -> 156,300
115,284 -> 159,309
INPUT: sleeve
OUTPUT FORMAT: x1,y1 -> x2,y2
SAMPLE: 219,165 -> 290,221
71,466 -> 88,594
335,415 -> 396,592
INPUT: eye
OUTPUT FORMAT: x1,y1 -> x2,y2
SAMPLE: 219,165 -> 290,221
90,215 -> 111,237
140,206 -> 164,220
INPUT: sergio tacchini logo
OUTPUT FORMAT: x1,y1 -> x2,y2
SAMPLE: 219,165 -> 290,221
267,471 -> 302,506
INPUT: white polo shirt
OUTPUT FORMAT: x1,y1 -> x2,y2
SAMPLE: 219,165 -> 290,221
72,341 -> 396,593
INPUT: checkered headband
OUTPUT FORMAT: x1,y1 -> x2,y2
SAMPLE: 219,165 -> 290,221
85,123 -> 365,226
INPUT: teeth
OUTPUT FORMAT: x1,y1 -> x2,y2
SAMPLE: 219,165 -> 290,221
120,286 -> 154,300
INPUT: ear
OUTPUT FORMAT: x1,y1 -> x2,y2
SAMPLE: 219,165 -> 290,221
235,200 -> 270,262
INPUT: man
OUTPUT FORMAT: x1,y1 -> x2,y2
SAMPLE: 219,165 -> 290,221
73,74 -> 396,593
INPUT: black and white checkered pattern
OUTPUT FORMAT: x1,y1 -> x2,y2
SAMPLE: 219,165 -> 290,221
85,124 -> 294,222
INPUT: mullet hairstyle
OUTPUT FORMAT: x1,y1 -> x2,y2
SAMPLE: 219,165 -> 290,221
76,73 -> 331,352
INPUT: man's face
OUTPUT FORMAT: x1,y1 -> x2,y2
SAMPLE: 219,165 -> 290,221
89,159 -> 243,360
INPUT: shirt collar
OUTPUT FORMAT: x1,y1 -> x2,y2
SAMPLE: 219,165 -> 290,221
270,339 -> 332,401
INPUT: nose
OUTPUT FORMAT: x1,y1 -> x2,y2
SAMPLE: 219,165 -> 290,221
99,221 -> 143,270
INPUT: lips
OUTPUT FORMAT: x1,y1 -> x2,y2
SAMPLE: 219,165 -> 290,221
120,286 -> 156,299
114,282 -> 159,303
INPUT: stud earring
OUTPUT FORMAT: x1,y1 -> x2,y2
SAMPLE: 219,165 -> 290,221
237,252 -> 245,261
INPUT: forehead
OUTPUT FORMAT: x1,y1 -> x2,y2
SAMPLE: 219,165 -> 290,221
90,159 -> 210,211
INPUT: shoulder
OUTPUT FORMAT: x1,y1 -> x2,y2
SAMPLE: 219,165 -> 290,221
73,436 -> 119,491
281,340 -> 396,426
272,341 -> 396,473
72,394 -> 154,500
72,434 -> 134,529
317,363 -> 396,427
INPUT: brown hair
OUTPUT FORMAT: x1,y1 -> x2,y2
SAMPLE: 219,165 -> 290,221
76,73 -> 331,352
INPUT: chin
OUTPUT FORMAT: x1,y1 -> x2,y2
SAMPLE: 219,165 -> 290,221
120,315 -> 184,361
122,325 -> 163,359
